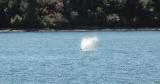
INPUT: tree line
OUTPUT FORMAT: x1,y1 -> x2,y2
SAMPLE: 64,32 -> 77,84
0,0 -> 160,30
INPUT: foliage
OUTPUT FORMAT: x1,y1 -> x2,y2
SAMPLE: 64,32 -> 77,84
0,0 -> 160,30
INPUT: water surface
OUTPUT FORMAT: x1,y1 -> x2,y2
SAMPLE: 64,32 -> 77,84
0,31 -> 160,84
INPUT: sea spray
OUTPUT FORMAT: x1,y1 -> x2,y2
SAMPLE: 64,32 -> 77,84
80,36 -> 98,51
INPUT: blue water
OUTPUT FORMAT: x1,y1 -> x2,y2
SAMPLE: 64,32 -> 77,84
0,31 -> 160,84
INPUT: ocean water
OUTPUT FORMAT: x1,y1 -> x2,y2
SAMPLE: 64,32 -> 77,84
0,31 -> 160,84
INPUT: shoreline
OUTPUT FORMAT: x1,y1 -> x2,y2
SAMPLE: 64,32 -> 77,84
0,28 -> 160,32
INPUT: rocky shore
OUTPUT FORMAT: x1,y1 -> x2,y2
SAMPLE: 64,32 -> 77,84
0,27 -> 160,32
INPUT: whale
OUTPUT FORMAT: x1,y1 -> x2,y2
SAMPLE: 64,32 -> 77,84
80,36 -> 98,51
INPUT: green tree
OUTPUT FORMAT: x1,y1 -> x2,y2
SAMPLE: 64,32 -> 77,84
22,0 -> 39,29
0,0 -> 9,28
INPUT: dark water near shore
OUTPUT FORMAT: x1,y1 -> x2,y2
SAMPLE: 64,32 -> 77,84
0,31 -> 160,84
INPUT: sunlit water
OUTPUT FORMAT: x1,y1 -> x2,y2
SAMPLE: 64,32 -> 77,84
0,31 -> 160,84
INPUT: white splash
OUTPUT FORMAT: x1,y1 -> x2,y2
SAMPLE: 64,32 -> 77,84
80,36 -> 98,51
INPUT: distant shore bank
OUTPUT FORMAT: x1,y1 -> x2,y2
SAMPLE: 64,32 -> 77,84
0,27 -> 160,32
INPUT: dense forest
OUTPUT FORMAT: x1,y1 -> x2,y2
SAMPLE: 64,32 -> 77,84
0,0 -> 160,30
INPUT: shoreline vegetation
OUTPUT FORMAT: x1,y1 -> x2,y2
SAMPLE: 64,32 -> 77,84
0,27 -> 160,32
1,0 -> 160,32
